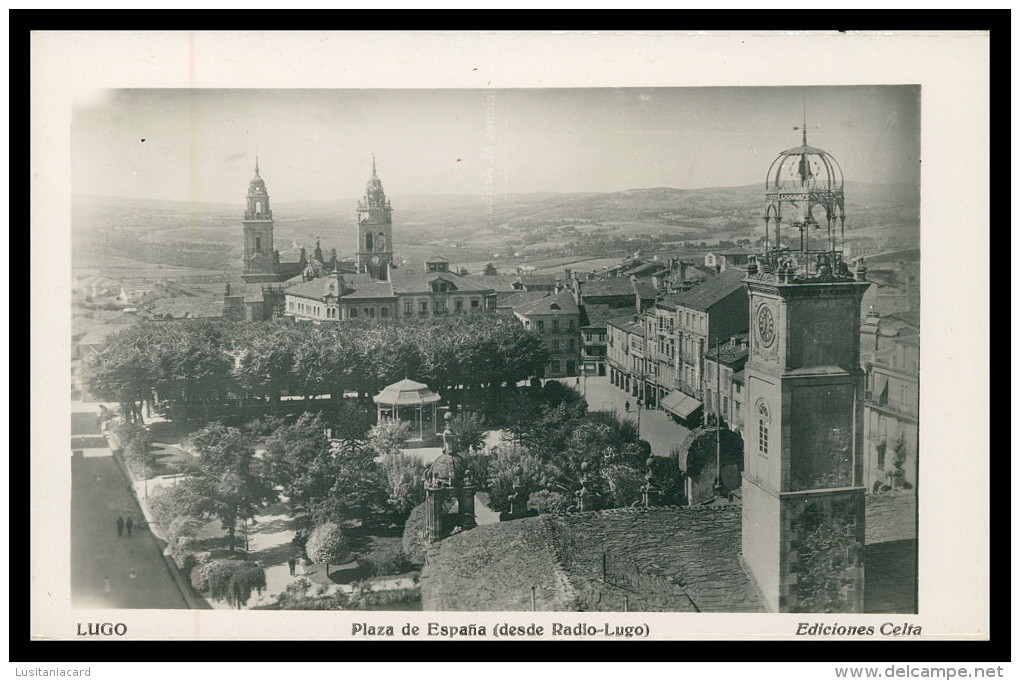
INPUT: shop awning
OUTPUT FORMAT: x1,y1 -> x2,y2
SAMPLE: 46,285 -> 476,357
661,390 -> 703,420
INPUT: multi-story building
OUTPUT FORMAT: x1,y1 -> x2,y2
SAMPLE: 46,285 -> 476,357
284,258 -> 498,323
577,304 -> 617,377
390,258 -> 498,318
512,290 -> 581,378
644,302 -> 678,407
572,275 -> 657,312
669,267 -> 749,402
606,315 -> 649,401
863,330 -> 919,492
702,333 -> 750,436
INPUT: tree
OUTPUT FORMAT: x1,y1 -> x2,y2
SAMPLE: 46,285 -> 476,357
261,413 -> 335,511
82,325 -> 156,423
188,423 -> 277,554
378,452 -> 426,515
483,263 -> 498,276
305,522 -> 352,576
192,559 -> 266,609
368,420 -> 414,459
447,411 -> 487,455
458,267 -> 470,276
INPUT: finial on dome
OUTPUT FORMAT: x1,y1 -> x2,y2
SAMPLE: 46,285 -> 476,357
372,153 -> 377,177
255,155 -> 260,176
801,96 -> 807,146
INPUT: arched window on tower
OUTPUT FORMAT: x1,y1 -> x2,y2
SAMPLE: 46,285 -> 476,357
255,201 -> 262,217
365,232 -> 374,251
756,399 -> 771,456
377,233 -> 386,252
255,237 -> 262,253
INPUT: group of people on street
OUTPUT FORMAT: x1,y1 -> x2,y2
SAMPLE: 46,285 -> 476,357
116,515 -> 134,537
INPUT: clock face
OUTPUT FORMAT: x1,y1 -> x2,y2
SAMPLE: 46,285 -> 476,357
757,305 -> 776,347
371,255 -> 380,265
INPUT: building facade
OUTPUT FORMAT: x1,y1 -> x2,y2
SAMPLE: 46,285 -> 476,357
513,290 -> 581,378
671,267 -> 750,402
862,332 -> 918,492
702,333 -> 750,436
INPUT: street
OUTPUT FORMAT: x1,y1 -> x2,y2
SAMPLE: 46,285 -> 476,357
70,453 -> 188,609
559,375 -> 692,459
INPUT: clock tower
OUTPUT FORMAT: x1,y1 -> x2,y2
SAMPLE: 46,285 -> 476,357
357,156 -> 394,281
242,158 -> 280,283
740,122 -> 870,612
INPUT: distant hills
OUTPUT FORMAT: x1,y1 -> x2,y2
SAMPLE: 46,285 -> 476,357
72,181 -> 919,272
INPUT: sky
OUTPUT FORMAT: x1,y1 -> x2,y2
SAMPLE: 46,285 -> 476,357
72,86 -> 920,204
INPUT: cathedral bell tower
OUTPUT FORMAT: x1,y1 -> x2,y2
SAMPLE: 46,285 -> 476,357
357,156 -> 394,281
740,118 -> 870,612
242,158 -> 278,283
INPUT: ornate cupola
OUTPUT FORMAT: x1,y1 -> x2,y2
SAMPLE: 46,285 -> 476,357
758,111 -> 854,283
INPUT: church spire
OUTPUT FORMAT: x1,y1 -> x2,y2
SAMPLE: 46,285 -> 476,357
372,153 -> 377,178
255,155 -> 260,177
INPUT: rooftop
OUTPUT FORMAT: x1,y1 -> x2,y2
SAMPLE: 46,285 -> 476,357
498,290 -> 552,309
579,304 -> 625,329
422,490 -> 917,613
511,290 -> 579,317
391,269 -> 494,296
670,267 -> 747,311
577,277 -> 636,299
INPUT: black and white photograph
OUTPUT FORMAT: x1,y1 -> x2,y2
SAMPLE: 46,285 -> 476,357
30,30 -> 990,649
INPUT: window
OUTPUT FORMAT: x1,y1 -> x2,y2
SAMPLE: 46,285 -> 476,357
757,401 -> 770,456
471,298 -> 480,309
553,319 -> 560,332
381,307 -> 389,318
537,320 -> 545,332
568,319 -> 575,331
723,396 -> 729,417
420,301 -> 428,313
735,401 -> 741,419
404,301 -> 413,315
255,236 -> 262,253
288,301 -> 294,310
568,338 -> 575,349
552,339 -> 560,350
350,308 -> 358,318
367,307 -> 375,318
877,439 -> 886,469
551,360 -> 561,373
455,299 -> 463,312
435,300 -> 447,314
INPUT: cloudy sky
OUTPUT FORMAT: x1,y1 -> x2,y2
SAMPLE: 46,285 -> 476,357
72,86 -> 919,203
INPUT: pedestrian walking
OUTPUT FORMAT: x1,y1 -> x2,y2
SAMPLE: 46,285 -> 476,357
116,516 -> 124,537
625,400 -> 631,413
125,516 -> 134,537
287,557 -> 296,576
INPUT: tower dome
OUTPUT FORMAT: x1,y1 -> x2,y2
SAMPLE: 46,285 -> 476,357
249,157 -> 268,195
754,113 -> 853,283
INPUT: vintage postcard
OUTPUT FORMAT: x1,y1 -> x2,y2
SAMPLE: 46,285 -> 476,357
30,30 -> 989,643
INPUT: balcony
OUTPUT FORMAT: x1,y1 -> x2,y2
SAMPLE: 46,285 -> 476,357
863,392 -> 917,422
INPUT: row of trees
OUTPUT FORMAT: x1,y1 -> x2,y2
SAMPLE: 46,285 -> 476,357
83,314 -> 549,419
